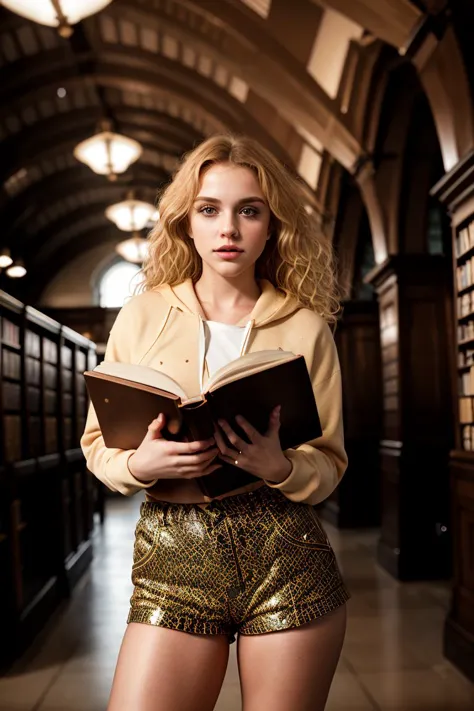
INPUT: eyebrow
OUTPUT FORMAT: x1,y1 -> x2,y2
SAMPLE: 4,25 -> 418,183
194,196 -> 266,205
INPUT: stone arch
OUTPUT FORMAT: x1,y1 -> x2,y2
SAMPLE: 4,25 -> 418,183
413,25 -> 474,171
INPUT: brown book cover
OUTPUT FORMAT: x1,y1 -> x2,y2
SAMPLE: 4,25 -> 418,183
84,351 -> 322,498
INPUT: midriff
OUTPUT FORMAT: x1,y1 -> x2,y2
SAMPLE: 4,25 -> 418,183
144,477 -> 266,509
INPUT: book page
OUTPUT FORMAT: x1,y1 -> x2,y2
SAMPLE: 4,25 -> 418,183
93,361 -> 189,400
205,350 -> 298,392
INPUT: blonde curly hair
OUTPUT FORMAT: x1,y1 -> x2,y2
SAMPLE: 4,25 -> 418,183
140,134 -> 341,323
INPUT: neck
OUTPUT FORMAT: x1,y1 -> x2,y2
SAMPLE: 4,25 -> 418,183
194,269 -> 261,310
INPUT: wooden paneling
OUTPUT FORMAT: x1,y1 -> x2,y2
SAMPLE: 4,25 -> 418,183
445,453 -> 474,680
366,254 -> 455,581
322,300 -> 383,528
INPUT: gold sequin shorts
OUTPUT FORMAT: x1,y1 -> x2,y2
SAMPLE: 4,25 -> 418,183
128,485 -> 350,643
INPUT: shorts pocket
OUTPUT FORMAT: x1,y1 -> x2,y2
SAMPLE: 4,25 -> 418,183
132,516 -> 163,572
269,504 -> 332,551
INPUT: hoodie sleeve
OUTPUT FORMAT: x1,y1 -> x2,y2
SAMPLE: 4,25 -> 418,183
264,321 -> 347,505
80,300 -> 159,497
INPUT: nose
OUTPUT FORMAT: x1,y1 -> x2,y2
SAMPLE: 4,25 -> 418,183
220,211 -> 239,238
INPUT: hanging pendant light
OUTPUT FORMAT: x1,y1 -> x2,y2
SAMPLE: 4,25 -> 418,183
74,120 -> 142,180
147,209 -> 160,227
106,195 -> 156,232
115,232 -> 149,264
2,1 -> 114,38
0,248 -> 13,269
6,259 -> 27,278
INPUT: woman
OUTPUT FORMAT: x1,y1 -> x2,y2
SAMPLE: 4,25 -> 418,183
81,134 -> 350,711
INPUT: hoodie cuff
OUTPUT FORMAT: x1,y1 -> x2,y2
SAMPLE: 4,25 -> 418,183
104,450 -> 159,496
264,450 -> 317,502
264,455 -> 296,490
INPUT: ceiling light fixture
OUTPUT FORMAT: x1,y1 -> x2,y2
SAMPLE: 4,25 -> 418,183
5,259 -> 27,278
115,232 -> 149,264
105,194 -> 156,232
0,248 -> 13,269
74,119 -> 142,181
1,1 -> 114,38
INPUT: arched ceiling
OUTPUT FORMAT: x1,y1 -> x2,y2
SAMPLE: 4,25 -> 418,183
0,0 -> 431,299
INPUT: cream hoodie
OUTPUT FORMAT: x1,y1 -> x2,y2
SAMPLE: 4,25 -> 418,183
80,279 -> 347,505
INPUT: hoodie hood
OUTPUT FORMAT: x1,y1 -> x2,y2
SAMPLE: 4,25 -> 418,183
152,278 -> 301,392
153,278 -> 300,328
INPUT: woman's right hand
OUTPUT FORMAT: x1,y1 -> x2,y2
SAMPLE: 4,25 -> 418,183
128,413 -> 221,483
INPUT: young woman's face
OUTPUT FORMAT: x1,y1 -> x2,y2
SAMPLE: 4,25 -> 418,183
188,163 -> 271,279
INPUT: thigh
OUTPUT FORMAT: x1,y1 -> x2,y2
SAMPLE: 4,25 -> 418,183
108,622 -> 230,711
237,605 -> 347,711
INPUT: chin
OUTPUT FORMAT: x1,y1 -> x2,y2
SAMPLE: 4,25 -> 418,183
203,259 -> 251,277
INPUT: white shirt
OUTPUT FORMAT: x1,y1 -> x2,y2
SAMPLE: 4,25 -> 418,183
203,320 -> 246,378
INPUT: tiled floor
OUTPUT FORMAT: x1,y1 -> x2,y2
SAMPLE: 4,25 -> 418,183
1,495 -> 473,710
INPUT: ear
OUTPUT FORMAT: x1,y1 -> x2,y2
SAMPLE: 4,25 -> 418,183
267,216 -> 275,240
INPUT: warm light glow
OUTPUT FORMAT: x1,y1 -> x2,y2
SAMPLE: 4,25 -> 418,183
0,249 -> 13,268
2,1 -> 113,36
74,131 -> 142,178
99,261 -> 142,307
106,199 -> 156,232
116,234 -> 149,264
6,262 -> 27,278
144,209 -> 160,229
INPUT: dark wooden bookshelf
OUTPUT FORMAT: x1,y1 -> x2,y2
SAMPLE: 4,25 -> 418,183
0,291 -> 98,669
455,216 -> 474,451
432,154 -> 474,681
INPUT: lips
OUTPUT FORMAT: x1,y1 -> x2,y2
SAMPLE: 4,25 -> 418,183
214,246 -> 244,261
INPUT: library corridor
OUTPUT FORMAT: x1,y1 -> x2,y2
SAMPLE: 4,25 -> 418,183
1,495 -> 474,711
1,1 -> 474,709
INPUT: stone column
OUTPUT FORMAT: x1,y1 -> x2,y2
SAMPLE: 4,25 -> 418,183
365,253 -> 455,581
322,300 -> 383,528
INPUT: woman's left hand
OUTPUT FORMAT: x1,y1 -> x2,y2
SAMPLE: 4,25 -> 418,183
214,405 -> 292,484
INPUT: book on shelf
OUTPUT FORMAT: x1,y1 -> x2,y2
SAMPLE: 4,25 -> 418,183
457,292 -> 474,318
84,350 -> 323,498
462,424 -> 474,451
457,258 -> 474,291
460,370 -> 474,396
458,321 -> 474,343
459,348 -> 474,368
456,220 -> 474,258
459,396 -> 474,424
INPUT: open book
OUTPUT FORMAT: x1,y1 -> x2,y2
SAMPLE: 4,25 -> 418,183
84,350 -> 322,498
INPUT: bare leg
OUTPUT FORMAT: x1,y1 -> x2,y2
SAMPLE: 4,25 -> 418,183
108,623 -> 230,711
237,605 -> 347,711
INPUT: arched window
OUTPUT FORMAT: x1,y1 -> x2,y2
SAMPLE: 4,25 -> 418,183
98,260 -> 142,308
